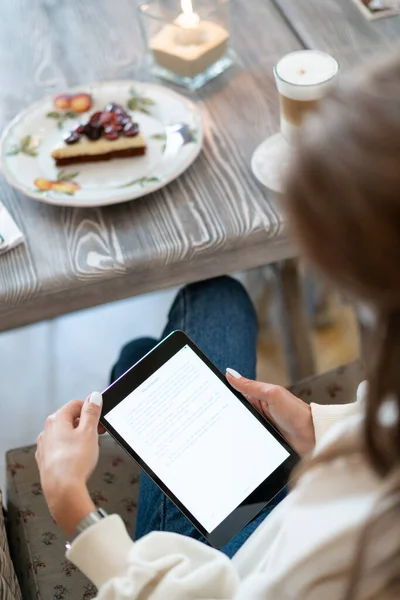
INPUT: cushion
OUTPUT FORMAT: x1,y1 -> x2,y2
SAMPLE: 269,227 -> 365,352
0,489 -> 22,600
289,360 -> 364,405
6,435 -> 141,600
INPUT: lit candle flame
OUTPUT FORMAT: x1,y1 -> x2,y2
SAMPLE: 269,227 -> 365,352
181,0 -> 194,15
177,0 -> 200,29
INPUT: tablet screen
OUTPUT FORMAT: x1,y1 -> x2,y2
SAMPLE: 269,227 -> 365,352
104,344 -> 290,533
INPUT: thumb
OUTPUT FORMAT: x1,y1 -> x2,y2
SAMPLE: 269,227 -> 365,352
226,368 -> 272,400
80,391 -> 103,431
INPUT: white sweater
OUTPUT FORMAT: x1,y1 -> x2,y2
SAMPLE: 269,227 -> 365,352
67,387 -> 381,599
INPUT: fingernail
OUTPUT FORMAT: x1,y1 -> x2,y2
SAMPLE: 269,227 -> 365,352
226,368 -> 242,380
89,391 -> 102,406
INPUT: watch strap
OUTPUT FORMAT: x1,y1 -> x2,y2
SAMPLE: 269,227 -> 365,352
66,508 -> 108,548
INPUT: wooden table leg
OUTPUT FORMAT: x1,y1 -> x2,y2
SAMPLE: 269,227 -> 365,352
270,258 -> 316,383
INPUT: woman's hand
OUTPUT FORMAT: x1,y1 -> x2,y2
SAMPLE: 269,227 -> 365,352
226,369 -> 315,456
35,392 -> 103,537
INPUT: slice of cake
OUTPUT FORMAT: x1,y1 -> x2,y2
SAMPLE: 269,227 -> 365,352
51,103 -> 146,167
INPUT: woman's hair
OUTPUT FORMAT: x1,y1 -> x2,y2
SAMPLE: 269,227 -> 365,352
284,50 -> 400,600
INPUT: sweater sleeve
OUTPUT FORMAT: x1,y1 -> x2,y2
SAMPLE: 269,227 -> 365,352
311,380 -> 367,444
66,514 -> 239,599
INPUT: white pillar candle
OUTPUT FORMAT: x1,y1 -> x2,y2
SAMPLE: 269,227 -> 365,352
174,0 -> 203,45
149,0 -> 229,79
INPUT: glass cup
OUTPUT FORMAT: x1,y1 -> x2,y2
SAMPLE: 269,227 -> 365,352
138,0 -> 233,90
274,50 -> 339,141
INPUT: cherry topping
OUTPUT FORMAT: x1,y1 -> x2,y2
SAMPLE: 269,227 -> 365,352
85,123 -> 103,141
64,131 -> 81,144
89,111 -> 102,124
66,104 -> 140,143
99,112 -> 118,126
106,103 -> 126,116
104,129 -> 119,140
123,123 -> 139,137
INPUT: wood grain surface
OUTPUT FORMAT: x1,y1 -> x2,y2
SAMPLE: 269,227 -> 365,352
1,0 -> 399,333
0,0 -> 302,331
275,0 -> 400,61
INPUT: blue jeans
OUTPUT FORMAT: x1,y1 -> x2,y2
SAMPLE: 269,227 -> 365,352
111,276 -> 286,558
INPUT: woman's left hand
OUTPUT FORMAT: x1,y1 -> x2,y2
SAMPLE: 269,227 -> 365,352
35,392 -> 103,536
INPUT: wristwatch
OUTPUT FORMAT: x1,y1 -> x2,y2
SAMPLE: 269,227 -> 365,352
65,508 -> 108,549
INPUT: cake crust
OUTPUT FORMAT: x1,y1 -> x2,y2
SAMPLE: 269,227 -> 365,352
53,146 -> 146,167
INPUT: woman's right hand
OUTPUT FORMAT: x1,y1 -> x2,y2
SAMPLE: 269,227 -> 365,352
226,369 -> 315,456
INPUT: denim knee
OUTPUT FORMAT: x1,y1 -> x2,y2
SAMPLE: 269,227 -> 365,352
172,276 -> 257,326
111,337 -> 157,382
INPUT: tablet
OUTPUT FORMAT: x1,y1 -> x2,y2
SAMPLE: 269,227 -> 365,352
101,330 -> 299,548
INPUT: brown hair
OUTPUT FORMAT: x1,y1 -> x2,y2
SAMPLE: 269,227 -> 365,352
284,50 -> 400,599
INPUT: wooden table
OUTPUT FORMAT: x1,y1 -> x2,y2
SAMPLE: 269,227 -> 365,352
0,0 -> 300,330
1,0 -> 399,378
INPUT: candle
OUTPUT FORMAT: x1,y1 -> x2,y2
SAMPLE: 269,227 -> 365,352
149,0 -> 229,79
174,0 -> 202,45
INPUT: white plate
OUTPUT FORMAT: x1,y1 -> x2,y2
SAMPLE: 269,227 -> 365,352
0,81 -> 203,207
251,132 -> 292,194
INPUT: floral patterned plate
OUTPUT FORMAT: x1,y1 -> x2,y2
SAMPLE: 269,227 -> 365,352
0,81 -> 203,207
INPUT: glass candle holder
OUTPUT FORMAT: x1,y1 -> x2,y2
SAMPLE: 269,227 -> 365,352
138,0 -> 233,90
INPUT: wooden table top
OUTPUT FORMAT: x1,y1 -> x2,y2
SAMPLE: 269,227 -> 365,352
0,0 -> 399,332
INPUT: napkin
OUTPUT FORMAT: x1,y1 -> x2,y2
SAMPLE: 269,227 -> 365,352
0,202 -> 24,255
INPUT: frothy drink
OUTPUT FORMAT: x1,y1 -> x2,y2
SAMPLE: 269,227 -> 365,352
274,50 -> 339,141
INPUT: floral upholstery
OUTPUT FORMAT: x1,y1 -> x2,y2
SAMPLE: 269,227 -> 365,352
6,435 -> 141,600
4,360 -> 364,600
289,359 -> 364,405
0,490 -> 22,600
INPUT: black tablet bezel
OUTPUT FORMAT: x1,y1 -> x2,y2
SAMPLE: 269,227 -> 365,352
100,330 -> 299,548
